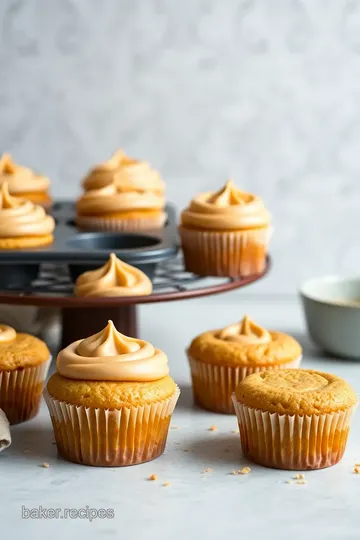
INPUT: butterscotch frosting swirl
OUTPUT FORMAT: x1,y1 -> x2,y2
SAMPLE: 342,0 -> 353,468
0,182 -> 55,237
82,149 -> 165,194
74,253 -> 152,297
57,320 -> 169,381
76,183 -> 165,215
0,324 -> 16,343
0,153 -> 50,194
181,180 -> 270,230
218,315 -> 271,345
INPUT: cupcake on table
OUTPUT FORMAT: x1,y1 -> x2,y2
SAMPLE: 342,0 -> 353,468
179,179 -> 271,277
187,315 -> 302,413
0,153 -> 52,208
45,321 -> 179,466
76,149 -> 166,231
74,253 -> 152,297
0,182 -> 55,249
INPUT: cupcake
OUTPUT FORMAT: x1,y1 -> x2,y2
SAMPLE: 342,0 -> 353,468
45,321 -> 180,466
187,315 -> 302,414
0,324 -> 51,424
74,253 -> 152,297
179,180 -> 271,277
233,369 -> 357,470
0,182 -> 55,249
76,149 -> 166,231
0,153 -> 52,208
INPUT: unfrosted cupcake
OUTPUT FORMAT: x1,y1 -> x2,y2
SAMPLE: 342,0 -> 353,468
233,369 -> 357,470
0,153 -> 52,208
187,315 -> 302,413
179,180 -> 271,277
0,324 -> 51,424
0,182 -> 55,249
77,149 -> 166,231
74,253 -> 152,297
45,321 -> 179,466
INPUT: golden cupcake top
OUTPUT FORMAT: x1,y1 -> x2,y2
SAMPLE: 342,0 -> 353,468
0,153 -> 50,194
0,324 -> 50,371
0,182 -> 55,238
181,180 -> 270,230
82,149 -> 165,194
74,253 -> 152,297
76,183 -> 165,215
188,315 -> 302,367
56,320 -> 169,382
235,369 -> 357,415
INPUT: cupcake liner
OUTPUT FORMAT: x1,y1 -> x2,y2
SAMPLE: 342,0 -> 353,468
76,212 -> 167,232
44,386 -> 180,467
232,398 -> 357,470
187,353 -> 302,414
179,226 -> 272,277
0,357 -> 51,425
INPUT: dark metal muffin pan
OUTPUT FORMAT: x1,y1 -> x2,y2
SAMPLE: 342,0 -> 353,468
0,202 -> 178,288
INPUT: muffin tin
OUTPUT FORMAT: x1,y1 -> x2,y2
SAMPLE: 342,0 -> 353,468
0,202 -> 178,288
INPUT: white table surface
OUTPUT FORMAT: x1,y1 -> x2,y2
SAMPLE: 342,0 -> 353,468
2,294 -> 360,540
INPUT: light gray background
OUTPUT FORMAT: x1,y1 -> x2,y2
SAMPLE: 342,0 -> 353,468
2,0 -> 360,294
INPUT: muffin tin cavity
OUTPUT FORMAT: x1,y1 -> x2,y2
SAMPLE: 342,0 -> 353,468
0,264 -> 39,289
68,232 -> 161,251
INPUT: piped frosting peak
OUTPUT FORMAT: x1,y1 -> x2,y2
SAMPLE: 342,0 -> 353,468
218,315 -> 271,345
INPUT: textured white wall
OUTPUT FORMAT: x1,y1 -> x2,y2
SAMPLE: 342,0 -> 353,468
2,0 -> 360,294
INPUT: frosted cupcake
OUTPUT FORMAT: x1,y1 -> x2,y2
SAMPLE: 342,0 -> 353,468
233,369 -> 357,470
0,153 -> 52,208
179,180 -> 271,277
0,324 -> 51,424
0,182 -> 55,249
74,253 -> 152,297
45,321 -> 179,466
187,315 -> 302,413
77,149 -> 166,231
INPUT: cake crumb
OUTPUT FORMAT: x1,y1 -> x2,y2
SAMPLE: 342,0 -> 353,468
40,462 -> 50,468
149,474 -> 158,481
293,473 -> 305,480
163,482 -> 171,487
353,466 -> 360,474
208,425 -> 217,432
203,468 -> 213,474
355,463 -> 360,467
231,467 -> 251,475
285,480 -> 293,484
296,479 -> 307,485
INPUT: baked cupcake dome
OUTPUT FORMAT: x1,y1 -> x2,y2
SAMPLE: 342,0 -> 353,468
0,153 -> 52,208
45,321 -> 179,467
233,369 -> 357,470
77,150 -> 166,232
179,180 -> 271,277
74,253 -> 153,297
187,315 -> 302,414
0,182 -> 55,249
0,324 -> 51,424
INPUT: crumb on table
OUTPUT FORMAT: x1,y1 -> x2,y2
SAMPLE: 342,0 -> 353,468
203,468 -> 213,474
163,482 -> 171,487
40,462 -> 50,468
353,466 -> 360,474
208,425 -> 217,432
231,467 -> 251,475
149,474 -> 158,481
293,473 -> 305,480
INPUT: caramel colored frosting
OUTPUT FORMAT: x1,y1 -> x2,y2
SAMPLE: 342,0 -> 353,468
56,321 -> 169,381
218,315 -> 271,345
235,369 -> 358,415
0,153 -> 50,194
0,324 -> 16,343
181,180 -> 270,230
74,253 -> 152,297
76,183 -> 165,215
0,182 -> 55,237
82,149 -> 165,194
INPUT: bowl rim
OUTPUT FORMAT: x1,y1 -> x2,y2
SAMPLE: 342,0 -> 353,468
299,274 -> 360,309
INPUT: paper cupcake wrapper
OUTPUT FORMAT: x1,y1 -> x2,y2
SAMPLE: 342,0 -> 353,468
187,353 -> 302,414
76,212 -> 167,232
0,357 -> 51,425
232,398 -> 357,470
179,226 -> 272,277
44,386 -> 180,467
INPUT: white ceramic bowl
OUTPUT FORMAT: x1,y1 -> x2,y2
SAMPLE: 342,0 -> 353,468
300,275 -> 360,358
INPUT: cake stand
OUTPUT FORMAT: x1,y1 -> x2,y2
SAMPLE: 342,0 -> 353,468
0,256 -> 270,348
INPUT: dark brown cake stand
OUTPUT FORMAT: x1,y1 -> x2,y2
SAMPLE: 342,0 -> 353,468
0,256 -> 270,348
